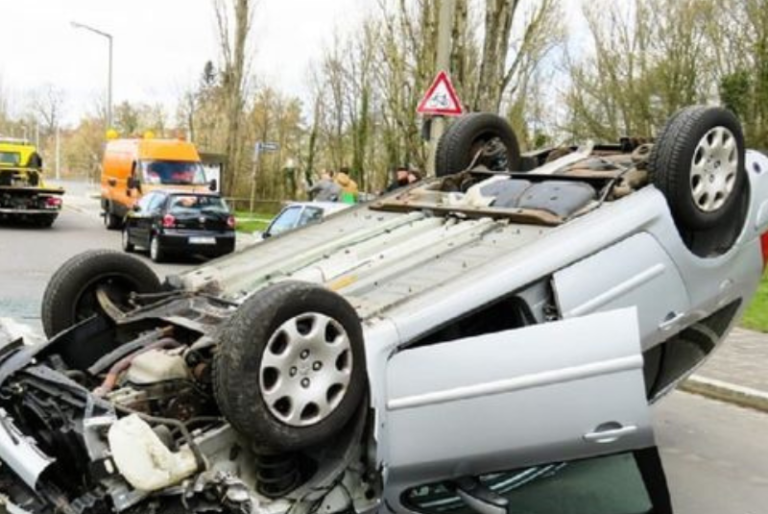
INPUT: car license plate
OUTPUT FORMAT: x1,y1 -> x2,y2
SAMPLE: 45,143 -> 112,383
189,237 -> 216,245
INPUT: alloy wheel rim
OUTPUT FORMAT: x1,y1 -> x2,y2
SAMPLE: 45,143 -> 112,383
690,126 -> 739,213
259,312 -> 353,427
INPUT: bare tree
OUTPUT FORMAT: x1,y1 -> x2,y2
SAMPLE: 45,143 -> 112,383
213,0 -> 255,194
29,84 -> 65,138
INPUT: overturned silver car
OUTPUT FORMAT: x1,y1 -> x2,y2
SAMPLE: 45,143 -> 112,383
1,106 -> 767,514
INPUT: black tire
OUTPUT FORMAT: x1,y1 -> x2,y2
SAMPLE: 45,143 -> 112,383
435,113 -> 522,177
121,228 -> 135,253
649,106 -> 746,231
214,281 -> 367,451
104,202 -> 122,230
149,235 -> 165,263
41,250 -> 162,338
33,215 -> 57,228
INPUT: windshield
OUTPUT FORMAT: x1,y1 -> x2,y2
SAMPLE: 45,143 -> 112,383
0,152 -> 20,166
141,160 -> 207,186
267,206 -> 302,236
168,195 -> 229,215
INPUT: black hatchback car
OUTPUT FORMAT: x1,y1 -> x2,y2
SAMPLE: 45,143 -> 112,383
121,190 -> 236,262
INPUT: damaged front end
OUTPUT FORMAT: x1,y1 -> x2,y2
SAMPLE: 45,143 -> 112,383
0,291 -> 376,514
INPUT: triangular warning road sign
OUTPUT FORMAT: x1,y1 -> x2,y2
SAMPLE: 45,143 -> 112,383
417,71 -> 464,117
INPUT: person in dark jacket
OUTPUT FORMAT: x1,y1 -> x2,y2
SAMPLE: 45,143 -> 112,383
308,170 -> 342,202
386,166 -> 411,193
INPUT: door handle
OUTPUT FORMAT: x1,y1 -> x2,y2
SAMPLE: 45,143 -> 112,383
583,424 -> 638,444
107,178 -> 117,187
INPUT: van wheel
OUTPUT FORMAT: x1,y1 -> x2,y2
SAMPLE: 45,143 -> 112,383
213,281 -> 367,451
104,210 -> 122,230
41,250 -> 162,338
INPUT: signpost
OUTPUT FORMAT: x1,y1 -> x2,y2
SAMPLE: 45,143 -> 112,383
417,71 -> 464,117
250,141 -> 280,212
418,70 -> 465,177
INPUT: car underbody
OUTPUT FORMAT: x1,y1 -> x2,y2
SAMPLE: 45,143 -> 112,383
0,107 -> 767,514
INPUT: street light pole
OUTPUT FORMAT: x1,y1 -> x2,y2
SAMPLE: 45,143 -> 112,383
427,0 -> 456,176
71,21 -> 113,129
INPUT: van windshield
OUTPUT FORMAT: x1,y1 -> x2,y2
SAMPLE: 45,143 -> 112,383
141,160 -> 207,185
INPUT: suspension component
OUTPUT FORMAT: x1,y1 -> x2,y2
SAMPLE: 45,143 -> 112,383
253,450 -> 302,498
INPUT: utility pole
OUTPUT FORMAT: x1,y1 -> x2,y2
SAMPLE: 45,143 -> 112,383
427,0 -> 456,176
249,143 -> 261,213
55,126 -> 61,180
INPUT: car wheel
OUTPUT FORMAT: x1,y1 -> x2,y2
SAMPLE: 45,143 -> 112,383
213,281 -> 367,451
41,250 -> 162,338
34,215 -> 56,228
435,113 -> 522,177
121,228 -> 135,252
649,106 -> 746,231
149,235 -> 165,263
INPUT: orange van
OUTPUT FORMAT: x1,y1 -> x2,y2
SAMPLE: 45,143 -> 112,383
101,138 -> 215,229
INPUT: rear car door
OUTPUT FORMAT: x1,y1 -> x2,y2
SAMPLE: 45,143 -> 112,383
382,308 -> 673,514
130,192 -> 159,245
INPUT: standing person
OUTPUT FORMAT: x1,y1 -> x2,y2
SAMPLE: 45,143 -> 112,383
308,170 -> 341,202
335,168 -> 359,204
386,165 -> 411,192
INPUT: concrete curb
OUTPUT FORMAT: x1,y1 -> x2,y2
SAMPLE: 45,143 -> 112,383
681,375 -> 768,414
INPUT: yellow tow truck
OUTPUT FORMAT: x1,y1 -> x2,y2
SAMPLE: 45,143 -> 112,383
0,138 -> 64,227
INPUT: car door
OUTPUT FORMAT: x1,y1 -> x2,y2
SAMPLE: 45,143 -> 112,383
134,193 -> 163,246
382,308 -> 673,514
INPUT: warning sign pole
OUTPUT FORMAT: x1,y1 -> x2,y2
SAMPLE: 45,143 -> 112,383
427,0 -> 457,177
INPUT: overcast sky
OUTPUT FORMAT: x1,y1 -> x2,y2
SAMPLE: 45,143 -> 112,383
0,0 -> 374,124
0,0 -> 586,126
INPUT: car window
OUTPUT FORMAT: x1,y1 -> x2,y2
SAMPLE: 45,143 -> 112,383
267,206 -> 302,236
148,194 -> 167,213
168,195 -> 229,215
298,206 -> 324,227
0,152 -> 20,166
137,193 -> 157,212
404,452 -> 654,514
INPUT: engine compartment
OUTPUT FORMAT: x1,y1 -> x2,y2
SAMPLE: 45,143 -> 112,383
0,311 -> 374,514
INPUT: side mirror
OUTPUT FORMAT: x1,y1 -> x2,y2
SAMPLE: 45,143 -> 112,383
127,177 -> 140,190
209,178 -> 218,192
262,230 -> 271,239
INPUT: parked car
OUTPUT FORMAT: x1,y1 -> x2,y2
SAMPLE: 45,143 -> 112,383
121,189 -> 236,262
1,106 -> 766,514
261,201 -> 350,239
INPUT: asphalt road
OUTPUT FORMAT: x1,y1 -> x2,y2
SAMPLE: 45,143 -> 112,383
655,392 -> 768,512
0,198 -> 766,512
0,194 -> 187,329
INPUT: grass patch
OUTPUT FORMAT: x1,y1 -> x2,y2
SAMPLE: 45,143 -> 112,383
236,218 -> 270,233
234,210 -> 275,234
742,271 -> 768,332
